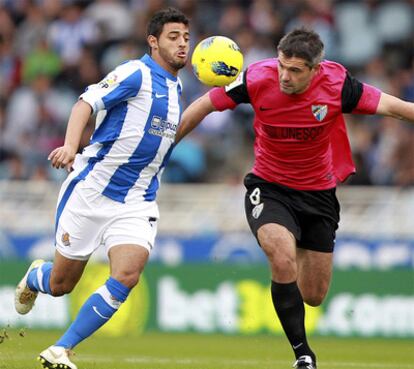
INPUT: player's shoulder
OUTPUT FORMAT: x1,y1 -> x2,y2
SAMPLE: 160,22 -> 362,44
319,60 -> 347,80
321,59 -> 347,71
317,60 -> 347,87
245,58 -> 277,84
113,59 -> 144,74
99,59 -> 144,87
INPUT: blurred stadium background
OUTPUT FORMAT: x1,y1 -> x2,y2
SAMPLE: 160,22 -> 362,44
0,0 -> 413,368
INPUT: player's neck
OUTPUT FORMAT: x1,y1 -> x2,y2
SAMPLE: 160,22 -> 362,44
151,53 -> 178,77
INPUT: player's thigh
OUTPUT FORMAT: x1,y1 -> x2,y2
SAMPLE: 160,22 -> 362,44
108,244 -> 149,288
257,223 -> 298,282
105,201 -> 158,287
296,248 -> 333,306
244,177 -> 301,242
55,182 -> 106,260
257,223 -> 296,256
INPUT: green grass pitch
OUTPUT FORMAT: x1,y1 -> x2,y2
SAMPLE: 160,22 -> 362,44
0,330 -> 413,369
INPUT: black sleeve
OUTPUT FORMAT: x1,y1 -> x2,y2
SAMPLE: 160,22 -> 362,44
224,70 -> 250,104
341,72 -> 363,113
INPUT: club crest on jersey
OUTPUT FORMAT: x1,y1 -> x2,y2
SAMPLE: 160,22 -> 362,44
61,232 -> 71,247
312,105 -> 328,122
252,203 -> 264,219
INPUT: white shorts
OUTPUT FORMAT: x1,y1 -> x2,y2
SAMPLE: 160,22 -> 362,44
55,178 -> 159,261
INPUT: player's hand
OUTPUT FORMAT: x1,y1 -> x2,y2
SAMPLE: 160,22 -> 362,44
48,145 -> 77,171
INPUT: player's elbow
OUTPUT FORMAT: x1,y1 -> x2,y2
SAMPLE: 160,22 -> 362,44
72,99 -> 93,117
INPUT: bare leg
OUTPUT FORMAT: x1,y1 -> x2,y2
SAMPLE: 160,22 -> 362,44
258,223 -> 297,282
296,248 -> 333,306
109,244 -> 149,288
49,251 -> 88,296
51,244 -> 149,351
257,223 -> 316,364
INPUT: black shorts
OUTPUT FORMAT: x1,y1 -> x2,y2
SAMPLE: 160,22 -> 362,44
244,173 -> 340,253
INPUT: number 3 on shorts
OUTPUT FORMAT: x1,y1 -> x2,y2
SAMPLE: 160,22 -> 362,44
249,187 -> 261,205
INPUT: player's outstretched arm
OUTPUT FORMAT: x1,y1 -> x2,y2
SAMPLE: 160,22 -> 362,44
376,92 -> 414,123
175,92 -> 216,144
48,99 -> 92,170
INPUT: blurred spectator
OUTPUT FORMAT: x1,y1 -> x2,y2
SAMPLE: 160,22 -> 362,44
393,125 -> 414,186
369,117 -> 403,185
47,1 -> 99,67
0,7 -> 15,42
13,2 -> 48,58
285,1 -> 338,59
100,38 -> 142,74
2,71 -> 76,180
235,27 -> 275,67
86,0 -> 134,44
22,38 -> 61,84
163,138 -> 206,182
0,34 -> 21,99
63,47 -> 102,94
0,7 -> 20,99
218,3 -> 246,35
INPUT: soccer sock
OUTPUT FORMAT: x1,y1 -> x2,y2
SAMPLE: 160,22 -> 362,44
27,262 -> 53,295
271,280 -> 315,362
56,277 -> 130,349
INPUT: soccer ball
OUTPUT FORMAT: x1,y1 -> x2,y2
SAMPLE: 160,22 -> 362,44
191,36 -> 243,87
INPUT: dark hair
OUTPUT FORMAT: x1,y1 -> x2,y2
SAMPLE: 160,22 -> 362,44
147,7 -> 189,39
277,28 -> 324,68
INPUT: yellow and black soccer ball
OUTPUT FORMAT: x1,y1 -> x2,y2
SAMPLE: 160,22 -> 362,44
191,36 -> 244,87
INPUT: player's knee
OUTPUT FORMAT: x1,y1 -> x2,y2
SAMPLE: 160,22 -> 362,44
302,287 -> 327,306
50,282 -> 75,296
260,235 -> 296,276
49,277 -> 77,296
303,295 -> 323,307
268,253 -> 297,281
259,226 -> 295,260
113,272 -> 140,289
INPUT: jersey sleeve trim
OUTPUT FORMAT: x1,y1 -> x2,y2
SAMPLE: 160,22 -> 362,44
224,71 -> 250,104
353,83 -> 381,114
209,87 -> 237,111
80,94 -> 104,114
341,72 -> 363,113
208,70 -> 249,111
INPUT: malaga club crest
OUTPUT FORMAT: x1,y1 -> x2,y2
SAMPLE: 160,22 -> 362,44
312,105 -> 328,122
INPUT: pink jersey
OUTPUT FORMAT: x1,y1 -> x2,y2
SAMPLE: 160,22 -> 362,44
209,59 -> 381,190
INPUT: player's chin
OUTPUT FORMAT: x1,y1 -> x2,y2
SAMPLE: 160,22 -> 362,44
280,85 -> 294,94
171,58 -> 187,70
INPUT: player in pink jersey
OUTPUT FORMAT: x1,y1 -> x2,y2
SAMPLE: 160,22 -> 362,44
176,28 -> 414,369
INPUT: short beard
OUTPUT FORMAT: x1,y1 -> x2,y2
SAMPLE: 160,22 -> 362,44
159,48 -> 186,72
170,59 -> 186,70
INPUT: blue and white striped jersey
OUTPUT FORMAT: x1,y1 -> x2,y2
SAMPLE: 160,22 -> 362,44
72,54 -> 182,204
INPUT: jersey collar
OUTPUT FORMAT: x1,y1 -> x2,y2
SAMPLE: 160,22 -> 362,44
141,54 -> 178,81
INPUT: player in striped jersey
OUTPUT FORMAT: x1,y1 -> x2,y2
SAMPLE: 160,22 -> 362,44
176,29 -> 414,369
14,7 -> 190,369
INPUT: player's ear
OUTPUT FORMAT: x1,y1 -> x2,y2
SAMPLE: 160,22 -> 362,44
147,35 -> 158,50
313,63 -> 321,74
